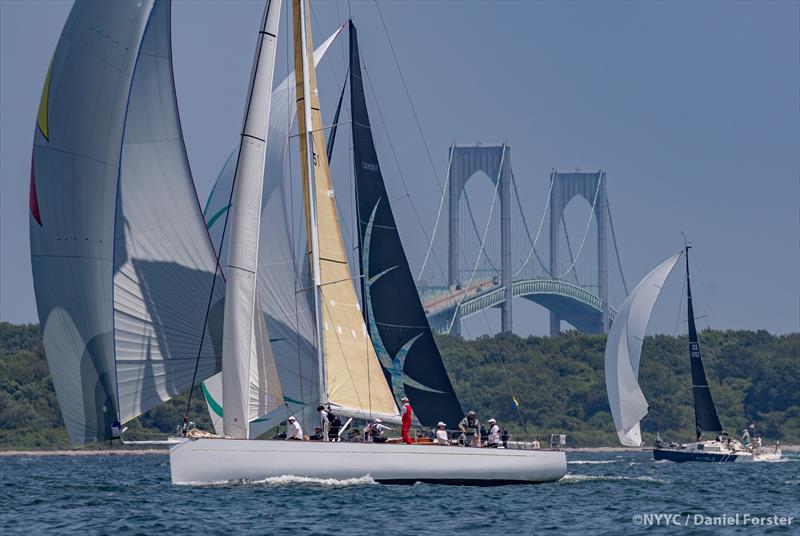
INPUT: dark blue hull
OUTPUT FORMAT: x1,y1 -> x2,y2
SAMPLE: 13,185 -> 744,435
653,448 -> 743,463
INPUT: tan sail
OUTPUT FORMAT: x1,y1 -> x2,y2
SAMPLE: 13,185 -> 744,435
292,0 -> 399,420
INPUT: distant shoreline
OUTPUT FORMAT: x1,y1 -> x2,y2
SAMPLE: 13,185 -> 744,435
2,445 -> 796,456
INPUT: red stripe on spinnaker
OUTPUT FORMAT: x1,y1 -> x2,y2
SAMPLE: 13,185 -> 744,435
30,154 -> 42,226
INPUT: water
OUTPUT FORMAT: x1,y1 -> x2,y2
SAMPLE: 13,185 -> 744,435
2,450 -> 798,534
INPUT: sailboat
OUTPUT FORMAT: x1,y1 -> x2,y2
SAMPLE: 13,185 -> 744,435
605,246 -> 781,462
30,0 -> 566,484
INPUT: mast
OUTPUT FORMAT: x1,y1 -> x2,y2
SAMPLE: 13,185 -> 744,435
293,0 -> 326,405
221,0 -> 282,438
684,243 -> 723,440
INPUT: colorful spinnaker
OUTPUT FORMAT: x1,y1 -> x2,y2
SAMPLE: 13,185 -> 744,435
30,0 -> 223,445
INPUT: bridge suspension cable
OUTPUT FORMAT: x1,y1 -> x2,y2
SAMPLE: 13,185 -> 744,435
554,172 -> 603,279
512,170 -> 553,277
606,201 -> 629,295
417,147 -> 454,281
445,145 -> 506,334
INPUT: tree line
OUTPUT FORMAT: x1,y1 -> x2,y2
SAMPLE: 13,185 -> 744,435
1,322 -> 797,449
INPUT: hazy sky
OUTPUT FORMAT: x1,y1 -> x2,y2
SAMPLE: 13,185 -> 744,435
1,0 -> 798,337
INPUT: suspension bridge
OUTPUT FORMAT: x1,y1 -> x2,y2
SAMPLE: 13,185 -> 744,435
414,144 -> 629,337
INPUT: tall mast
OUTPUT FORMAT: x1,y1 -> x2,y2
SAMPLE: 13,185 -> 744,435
684,240 -> 723,440
293,0 -> 326,405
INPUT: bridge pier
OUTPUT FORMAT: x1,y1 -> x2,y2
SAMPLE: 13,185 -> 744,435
548,170 -> 609,337
447,144 -> 513,335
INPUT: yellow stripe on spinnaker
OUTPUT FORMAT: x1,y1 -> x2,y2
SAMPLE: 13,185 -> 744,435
37,58 -> 53,140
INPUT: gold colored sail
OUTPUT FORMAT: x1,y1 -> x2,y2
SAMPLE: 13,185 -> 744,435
292,0 -> 398,419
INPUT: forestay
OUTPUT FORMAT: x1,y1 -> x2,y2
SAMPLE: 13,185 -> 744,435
605,253 -> 681,446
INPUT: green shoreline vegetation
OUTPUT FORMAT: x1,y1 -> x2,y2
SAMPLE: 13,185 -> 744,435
1,322 -> 798,449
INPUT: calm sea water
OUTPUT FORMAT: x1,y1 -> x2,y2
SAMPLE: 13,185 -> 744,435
2,450 -> 798,535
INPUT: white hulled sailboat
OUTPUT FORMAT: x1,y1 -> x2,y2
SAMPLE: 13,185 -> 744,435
169,0 -> 566,485
30,0 -> 565,485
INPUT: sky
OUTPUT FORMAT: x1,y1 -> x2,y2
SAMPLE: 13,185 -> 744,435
1,0 -> 798,337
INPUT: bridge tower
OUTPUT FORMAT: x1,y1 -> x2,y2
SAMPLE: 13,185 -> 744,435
448,144 -> 513,335
548,170 -> 609,336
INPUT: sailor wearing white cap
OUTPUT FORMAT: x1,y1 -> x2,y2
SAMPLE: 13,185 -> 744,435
435,422 -> 450,445
286,416 -> 303,441
365,418 -> 391,443
486,418 -> 500,448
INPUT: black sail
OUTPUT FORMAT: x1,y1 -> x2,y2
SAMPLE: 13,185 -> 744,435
349,22 -> 463,427
685,248 -> 723,439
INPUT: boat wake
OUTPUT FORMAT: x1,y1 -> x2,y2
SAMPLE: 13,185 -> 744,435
559,474 -> 666,485
567,460 -> 620,465
177,474 -> 378,488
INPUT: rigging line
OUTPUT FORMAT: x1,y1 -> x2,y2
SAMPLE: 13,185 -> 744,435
359,57 -> 448,281
478,309 -> 528,432
462,180 -> 501,274
372,0 -> 444,194
606,200 -> 629,295
555,172 -> 603,279
560,212 -> 580,286
513,170 -> 554,277
673,265 -> 688,336
284,3 -> 310,407
309,1 -> 350,118
183,0 -> 275,423
446,146 -> 505,334
417,145 -> 453,281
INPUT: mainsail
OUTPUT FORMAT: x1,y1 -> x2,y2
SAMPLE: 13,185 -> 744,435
685,248 -> 723,439
220,0 -> 283,438
201,26 -> 344,436
293,0 -> 399,422
605,253 -> 681,446
30,0 -> 223,445
348,22 -> 463,427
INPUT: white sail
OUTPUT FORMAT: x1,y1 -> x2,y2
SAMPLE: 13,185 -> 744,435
605,253 -> 681,446
221,0 -> 283,438
31,0 -> 223,445
202,25 -> 344,437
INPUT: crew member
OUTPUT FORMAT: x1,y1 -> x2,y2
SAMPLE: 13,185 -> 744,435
742,428 -> 751,446
459,411 -> 480,446
309,427 -> 324,441
286,416 -> 303,440
317,405 -> 330,441
435,422 -> 449,445
401,396 -> 413,444
486,418 -> 500,447
365,418 -> 391,443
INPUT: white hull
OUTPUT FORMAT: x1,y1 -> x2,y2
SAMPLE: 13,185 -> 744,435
169,438 -> 567,485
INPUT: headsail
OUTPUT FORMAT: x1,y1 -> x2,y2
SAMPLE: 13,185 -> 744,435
605,253 -> 681,446
221,0 -> 283,438
348,22 -> 463,427
293,0 -> 399,422
685,248 -> 723,439
31,0 -> 223,445
201,25 -> 344,436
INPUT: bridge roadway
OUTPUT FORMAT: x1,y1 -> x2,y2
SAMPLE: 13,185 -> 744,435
420,278 -> 616,334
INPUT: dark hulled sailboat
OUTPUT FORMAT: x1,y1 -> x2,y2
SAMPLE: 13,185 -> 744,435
652,247 -> 780,462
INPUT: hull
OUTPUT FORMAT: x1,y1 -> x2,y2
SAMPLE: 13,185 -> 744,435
169,438 -> 566,485
654,448 -> 749,463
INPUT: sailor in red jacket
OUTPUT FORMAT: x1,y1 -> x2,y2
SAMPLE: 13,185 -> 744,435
401,396 -> 413,444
